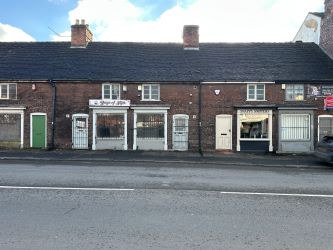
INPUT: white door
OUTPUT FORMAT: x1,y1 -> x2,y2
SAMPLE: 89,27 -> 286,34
216,114 -> 232,150
173,115 -> 189,151
72,114 -> 88,149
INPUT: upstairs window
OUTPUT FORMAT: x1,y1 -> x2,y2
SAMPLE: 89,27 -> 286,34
0,83 -> 17,99
103,83 -> 120,100
142,84 -> 160,101
285,84 -> 304,101
247,84 -> 265,101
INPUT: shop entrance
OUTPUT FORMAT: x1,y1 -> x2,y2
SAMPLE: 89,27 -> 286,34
31,113 -> 46,148
216,114 -> 232,150
173,114 -> 189,151
72,114 -> 88,149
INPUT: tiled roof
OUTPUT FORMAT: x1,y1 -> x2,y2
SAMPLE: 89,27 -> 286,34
0,42 -> 333,82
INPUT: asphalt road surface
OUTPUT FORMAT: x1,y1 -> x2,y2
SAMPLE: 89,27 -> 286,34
0,160 -> 333,249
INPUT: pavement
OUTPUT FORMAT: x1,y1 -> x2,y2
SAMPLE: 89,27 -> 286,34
0,149 -> 327,169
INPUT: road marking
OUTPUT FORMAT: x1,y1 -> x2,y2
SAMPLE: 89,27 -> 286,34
0,186 -> 134,191
220,191 -> 333,198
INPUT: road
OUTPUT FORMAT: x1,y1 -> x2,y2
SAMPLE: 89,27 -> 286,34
0,160 -> 333,249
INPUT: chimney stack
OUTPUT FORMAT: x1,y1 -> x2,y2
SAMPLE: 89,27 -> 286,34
183,25 -> 199,50
320,0 -> 333,58
71,19 -> 93,48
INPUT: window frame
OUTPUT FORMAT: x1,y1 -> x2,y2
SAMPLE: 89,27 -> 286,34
246,84 -> 265,101
96,113 -> 125,139
102,83 -> 121,100
318,115 -> 333,142
285,84 -> 304,101
0,83 -> 17,100
280,114 -> 310,141
142,84 -> 160,101
136,113 -> 164,139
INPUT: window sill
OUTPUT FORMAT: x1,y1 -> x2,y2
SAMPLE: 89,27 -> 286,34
280,139 -> 311,142
141,99 -> 160,102
284,100 -> 304,102
96,137 -> 125,140
246,99 -> 267,102
240,138 -> 269,141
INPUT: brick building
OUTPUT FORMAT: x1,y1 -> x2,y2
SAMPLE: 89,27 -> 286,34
1,1 -> 333,153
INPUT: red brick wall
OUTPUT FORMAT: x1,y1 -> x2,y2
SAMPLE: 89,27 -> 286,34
320,0 -> 333,58
6,81 -> 333,151
54,82 -> 200,150
0,82 -> 52,148
200,84 -> 285,150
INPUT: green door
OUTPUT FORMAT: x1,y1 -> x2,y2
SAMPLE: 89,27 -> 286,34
32,115 -> 46,148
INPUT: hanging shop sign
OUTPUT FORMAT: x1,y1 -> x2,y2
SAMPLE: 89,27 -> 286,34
324,96 -> 333,110
89,99 -> 131,107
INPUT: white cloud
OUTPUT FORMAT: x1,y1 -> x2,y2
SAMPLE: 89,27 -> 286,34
57,0 -> 324,42
0,23 -> 35,42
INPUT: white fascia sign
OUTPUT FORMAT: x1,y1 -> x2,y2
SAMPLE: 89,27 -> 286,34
89,99 -> 131,107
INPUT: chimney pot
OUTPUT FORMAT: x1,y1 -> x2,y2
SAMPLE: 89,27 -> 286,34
183,25 -> 199,50
71,19 -> 93,48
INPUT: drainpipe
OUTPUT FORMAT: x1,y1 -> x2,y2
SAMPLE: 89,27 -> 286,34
50,79 -> 56,150
198,81 -> 203,156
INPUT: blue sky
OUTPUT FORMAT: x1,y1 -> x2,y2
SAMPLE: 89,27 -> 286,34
0,0 -> 324,42
0,0 -> 77,41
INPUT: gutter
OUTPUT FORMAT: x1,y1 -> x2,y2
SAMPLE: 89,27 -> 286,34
50,79 -> 56,150
198,81 -> 203,156
275,80 -> 333,84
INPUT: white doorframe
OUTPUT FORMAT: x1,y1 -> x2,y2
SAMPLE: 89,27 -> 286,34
317,115 -> 333,142
72,113 -> 89,149
172,114 -> 189,151
216,114 -> 232,150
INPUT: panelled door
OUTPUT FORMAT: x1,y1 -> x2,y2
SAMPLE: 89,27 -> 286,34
31,114 -> 46,148
173,115 -> 189,151
72,114 -> 88,149
216,114 -> 232,150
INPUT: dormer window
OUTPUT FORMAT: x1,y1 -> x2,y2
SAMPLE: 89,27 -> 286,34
103,83 -> 120,100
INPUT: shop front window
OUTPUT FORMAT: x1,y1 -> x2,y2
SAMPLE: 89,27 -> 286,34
281,114 -> 310,140
137,114 -> 164,138
96,114 -> 124,138
240,114 -> 269,139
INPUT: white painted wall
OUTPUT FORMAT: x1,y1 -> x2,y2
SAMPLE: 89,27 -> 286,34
293,13 -> 322,44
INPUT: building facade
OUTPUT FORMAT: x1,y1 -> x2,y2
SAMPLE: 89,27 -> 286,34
1,1 -> 333,153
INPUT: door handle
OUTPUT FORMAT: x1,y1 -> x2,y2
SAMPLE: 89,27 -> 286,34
221,133 -> 227,135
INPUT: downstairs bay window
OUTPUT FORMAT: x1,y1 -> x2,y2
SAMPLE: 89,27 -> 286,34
137,114 -> 164,139
281,114 -> 310,140
240,114 -> 269,139
96,114 -> 124,138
